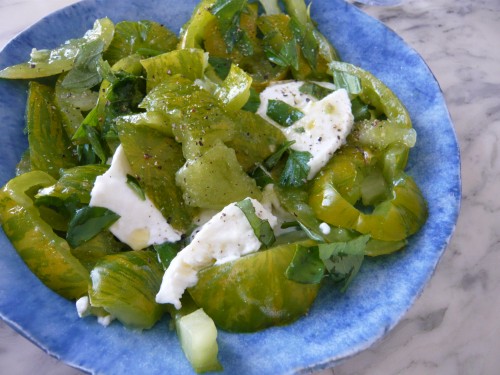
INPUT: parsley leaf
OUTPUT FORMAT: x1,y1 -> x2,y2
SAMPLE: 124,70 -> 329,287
279,149 -> 311,187
318,235 -> 369,291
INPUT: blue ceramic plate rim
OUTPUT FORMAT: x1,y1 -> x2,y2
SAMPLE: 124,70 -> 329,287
0,0 -> 461,374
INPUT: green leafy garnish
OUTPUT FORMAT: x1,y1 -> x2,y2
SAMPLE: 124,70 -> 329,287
264,38 -> 299,70
61,39 -> 106,90
126,174 -> 146,201
236,198 -> 275,248
66,206 -> 120,247
266,99 -> 305,127
154,242 -> 182,270
241,87 -> 261,113
331,69 -> 362,95
318,235 -> 369,291
211,0 -> 248,53
279,149 -> 311,187
351,96 -> 371,122
285,245 -> 325,284
299,82 -> 333,100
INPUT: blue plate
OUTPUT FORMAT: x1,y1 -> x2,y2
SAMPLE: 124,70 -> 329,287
0,0 -> 460,374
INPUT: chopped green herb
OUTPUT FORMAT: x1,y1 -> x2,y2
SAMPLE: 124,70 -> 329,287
318,235 -> 369,291
241,87 -> 261,113
266,99 -> 305,127
285,244 -> 325,284
279,149 -> 311,187
332,69 -> 362,95
66,206 -> 120,247
299,82 -> 333,100
236,198 -> 275,248
61,39 -> 106,90
154,242 -> 182,270
126,174 -> 146,201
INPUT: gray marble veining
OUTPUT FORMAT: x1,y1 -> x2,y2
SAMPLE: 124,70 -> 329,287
1,0 -> 499,374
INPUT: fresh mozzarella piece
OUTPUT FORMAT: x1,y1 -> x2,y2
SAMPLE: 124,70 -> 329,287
155,198 -> 278,309
89,145 -> 182,250
257,81 -> 354,179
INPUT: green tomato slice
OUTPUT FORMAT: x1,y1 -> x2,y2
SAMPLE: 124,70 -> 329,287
188,241 -> 319,332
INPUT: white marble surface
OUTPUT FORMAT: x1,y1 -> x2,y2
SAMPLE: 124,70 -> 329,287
0,0 -> 499,374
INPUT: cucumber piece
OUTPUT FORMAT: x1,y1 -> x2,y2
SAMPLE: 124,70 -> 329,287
176,308 -> 223,373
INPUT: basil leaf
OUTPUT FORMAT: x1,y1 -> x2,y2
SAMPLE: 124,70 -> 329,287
208,56 -> 233,80
126,174 -> 146,201
82,124 -> 109,163
264,38 -> 299,70
266,99 -> 305,127
61,39 -> 106,90
332,69 -> 362,95
279,149 -> 311,187
154,242 -> 182,270
351,96 -> 371,122
66,206 -> 120,247
299,82 -> 333,100
211,0 -> 247,53
285,244 -> 325,284
236,198 -> 275,249
318,235 -> 369,291
241,87 -> 261,113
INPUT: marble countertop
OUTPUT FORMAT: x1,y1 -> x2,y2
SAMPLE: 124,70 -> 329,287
0,0 -> 499,374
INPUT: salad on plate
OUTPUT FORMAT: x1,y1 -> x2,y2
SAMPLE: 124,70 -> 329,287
0,0 -> 427,372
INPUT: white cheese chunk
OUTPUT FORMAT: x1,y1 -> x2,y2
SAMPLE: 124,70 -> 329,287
257,81 -> 354,179
155,198 -> 278,309
89,145 -> 182,250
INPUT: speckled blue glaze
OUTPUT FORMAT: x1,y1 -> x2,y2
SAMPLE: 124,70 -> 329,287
0,0 -> 460,374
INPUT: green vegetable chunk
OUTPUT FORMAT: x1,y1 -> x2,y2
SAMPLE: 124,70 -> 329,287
188,241 -> 319,332
27,82 -> 78,178
0,18 -> 114,79
104,20 -> 178,65
176,308 -> 223,373
0,171 -> 89,299
176,142 -> 262,209
89,250 -> 165,329
117,118 -> 194,231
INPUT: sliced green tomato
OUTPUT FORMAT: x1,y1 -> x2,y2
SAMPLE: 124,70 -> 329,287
178,0 -> 217,49
0,171 -> 89,300
27,82 -> 77,178
176,142 -> 262,209
104,20 -> 178,65
213,63 -> 252,111
0,18 -> 114,79
141,75 -> 285,170
35,164 -> 108,205
89,250 -> 165,329
328,61 -> 411,129
141,48 -> 208,91
310,172 -> 427,242
55,74 -> 99,138
176,308 -> 223,373
188,241 -> 320,332
70,230 -> 127,271
117,119 -> 194,231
